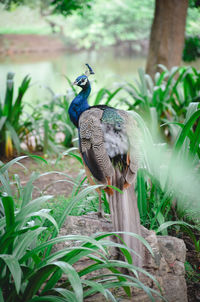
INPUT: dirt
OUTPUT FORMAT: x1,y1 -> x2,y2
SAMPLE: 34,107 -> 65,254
1,155 -> 199,301
2,154 -> 80,199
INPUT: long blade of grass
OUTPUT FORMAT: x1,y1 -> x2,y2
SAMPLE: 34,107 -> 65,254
105,87 -> 122,105
136,168 -> 147,222
52,261 -> 83,302
3,72 -> 14,119
22,265 -> 57,302
0,254 -> 21,294
13,227 -> 45,259
0,288 -> 5,302
54,288 -> 77,302
156,221 -> 195,234
16,195 -> 53,222
1,195 -> 15,231
30,296 -> 66,302
174,109 -> 200,152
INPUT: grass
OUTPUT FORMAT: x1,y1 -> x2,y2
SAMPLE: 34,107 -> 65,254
0,27 -> 52,35
7,154 -> 102,222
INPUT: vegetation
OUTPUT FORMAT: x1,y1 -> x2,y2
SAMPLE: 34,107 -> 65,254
120,66 -> 200,140
0,64 -> 200,300
0,0 -> 92,16
24,89 -> 76,154
0,72 -> 31,158
0,1 -> 199,54
183,35 -> 200,62
0,156 -> 163,302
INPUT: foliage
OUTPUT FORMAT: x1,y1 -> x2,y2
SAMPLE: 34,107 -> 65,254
22,82 -> 76,155
185,261 -> 200,283
0,72 -> 31,158
0,0 -> 92,16
131,103 -> 200,246
189,0 -> 200,8
183,35 -> 200,62
0,0 -> 200,53
64,0 -> 154,50
50,0 -> 92,16
0,156 -> 162,302
120,66 -> 200,141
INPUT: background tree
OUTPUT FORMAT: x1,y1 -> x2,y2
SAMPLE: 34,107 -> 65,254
146,0 -> 188,78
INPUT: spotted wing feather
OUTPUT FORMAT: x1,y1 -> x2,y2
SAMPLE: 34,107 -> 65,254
79,107 -> 140,188
79,108 -> 115,183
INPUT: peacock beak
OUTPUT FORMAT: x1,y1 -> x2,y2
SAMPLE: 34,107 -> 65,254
73,81 -> 78,86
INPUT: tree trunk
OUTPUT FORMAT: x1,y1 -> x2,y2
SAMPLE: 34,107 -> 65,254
146,0 -> 188,78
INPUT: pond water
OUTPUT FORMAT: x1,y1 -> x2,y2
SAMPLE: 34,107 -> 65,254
0,50 -> 146,110
0,50 -> 199,112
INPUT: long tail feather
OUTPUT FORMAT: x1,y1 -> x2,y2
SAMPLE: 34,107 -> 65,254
109,169 -> 143,267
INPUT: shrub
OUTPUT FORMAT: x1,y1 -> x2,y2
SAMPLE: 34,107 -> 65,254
0,72 -> 31,158
121,66 -> 200,141
183,35 -> 200,62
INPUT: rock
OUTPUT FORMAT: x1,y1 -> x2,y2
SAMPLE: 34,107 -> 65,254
55,214 -> 188,302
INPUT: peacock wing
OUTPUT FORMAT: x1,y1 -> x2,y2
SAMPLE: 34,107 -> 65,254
119,110 -> 141,184
102,108 -> 140,187
79,107 -> 114,184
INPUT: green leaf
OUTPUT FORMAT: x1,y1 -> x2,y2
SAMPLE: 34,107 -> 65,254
136,169 -> 147,222
0,116 -> 7,131
21,172 -> 41,207
3,72 -> 14,119
93,88 -> 109,105
30,296 -> 66,302
2,195 -> 15,231
65,76 -> 78,96
12,75 -> 31,124
0,254 -> 22,294
54,288 -> 77,302
52,261 -> 83,302
26,210 -> 59,233
0,288 -> 4,302
156,221 -> 194,234
81,280 -> 110,299
105,87 -> 122,105
13,227 -> 45,259
16,195 -> 53,223
0,156 -> 28,173
174,109 -> 200,152
5,121 -> 21,154
22,265 -> 56,301
0,173 -> 12,196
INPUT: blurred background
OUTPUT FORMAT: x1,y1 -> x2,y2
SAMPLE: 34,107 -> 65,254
0,0 -> 200,104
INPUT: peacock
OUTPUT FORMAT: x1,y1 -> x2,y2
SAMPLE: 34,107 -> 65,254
68,64 -> 143,267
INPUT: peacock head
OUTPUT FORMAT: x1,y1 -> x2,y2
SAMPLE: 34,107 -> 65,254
73,75 -> 89,88
73,64 -> 95,89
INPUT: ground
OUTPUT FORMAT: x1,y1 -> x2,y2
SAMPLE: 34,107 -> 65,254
1,154 -> 200,301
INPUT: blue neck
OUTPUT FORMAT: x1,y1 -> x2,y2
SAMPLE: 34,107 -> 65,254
68,83 -> 91,128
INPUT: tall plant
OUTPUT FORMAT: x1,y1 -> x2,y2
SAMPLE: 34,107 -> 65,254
132,103 -> 200,240
0,72 -> 31,158
123,66 -> 200,141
